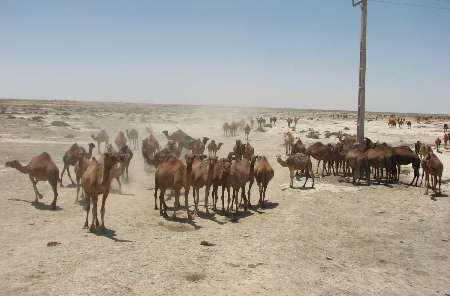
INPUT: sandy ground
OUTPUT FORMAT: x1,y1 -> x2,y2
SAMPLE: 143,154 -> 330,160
0,100 -> 449,296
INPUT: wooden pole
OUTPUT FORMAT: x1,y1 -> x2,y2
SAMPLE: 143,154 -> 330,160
354,0 -> 367,148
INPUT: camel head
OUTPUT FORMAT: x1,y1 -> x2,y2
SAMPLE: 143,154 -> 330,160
5,160 -> 20,169
162,130 -> 169,137
202,137 -> 209,145
217,142 -> 223,149
88,143 -> 95,150
103,152 -> 124,169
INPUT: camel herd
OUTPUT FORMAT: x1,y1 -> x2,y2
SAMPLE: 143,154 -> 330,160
4,116 -> 448,233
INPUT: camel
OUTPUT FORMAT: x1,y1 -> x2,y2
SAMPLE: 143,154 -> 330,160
306,142 -> 335,176
118,145 -> 133,181
162,129 -> 195,151
345,147 -> 370,185
5,152 -> 61,209
287,118 -> 293,128
207,140 -> 223,157
233,140 -> 246,159
82,152 -> 124,232
227,157 -> 252,214
190,137 -> 209,155
74,143 -> 96,202
269,116 -> 277,126
109,161 -> 127,194
253,156 -> 274,208
390,146 -> 420,186
223,122 -> 230,136
283,132 -> 294,155
276,154 -> 314,188
444,133 -> 449,149
114,131 -> 127,150
366,143 -> 394,184
419,144 -> 432,159
388,118 -> 396,128
154,154 -> 191,219
126,129 -> 139,150
186,154 -> 214,214
406,121 -> 411,129
435,137 -> 441,152
421,151 -> 443,196
61,143 -> 95,186
244,142 -> 255,161
210,158 -> 231,212
91,130 -> 109,153
291,138 -> 306,155
294,117 -> 299,127
444,123 -> 448,133
141,134 -> 160,166
244,124 -> 251,141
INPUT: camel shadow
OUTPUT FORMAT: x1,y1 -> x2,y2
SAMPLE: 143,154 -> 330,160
92,228 -> 133,243
431,193 -> 448,201
228,210 -> 254,223
260,201 -> 279,210
197,211 -> 226,225
8,198 -> 62,211
164,215 -> 202,230
291,186 -> 315,190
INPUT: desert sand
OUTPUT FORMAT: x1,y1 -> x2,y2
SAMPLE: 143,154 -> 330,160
0,99 -> 449,296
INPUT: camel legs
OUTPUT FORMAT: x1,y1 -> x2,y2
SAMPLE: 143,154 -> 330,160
115,177 -> 122,194
316,160 -> 321,174
90,195 -> 99,232
49,179 -> 58,210
172,190 -> 180,218
184,187 -> 191,220
241,186 -> 248,212
29,175 -> 43,201
159,189 -> 168,217
205,185 -> 211,214
61,164 -> 76,186
247,179 -> 254,207
289,169 -> 294,188
99,192 -> 109,231
84,194 -> 91,228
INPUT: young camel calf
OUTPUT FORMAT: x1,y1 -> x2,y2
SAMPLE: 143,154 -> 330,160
276,154 -> 314,188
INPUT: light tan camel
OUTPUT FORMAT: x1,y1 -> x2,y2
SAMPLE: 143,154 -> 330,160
118,145 -> 133,180
284,132 -> 294,155
82,152 -> 124,232
6,152 -> 61,209
61,143 -> 95,186
253,156 -> 274,208
244,124 -> 251,141
91,130 -> 109,153
154,154 -> 191,219
276,154 -> 314,188
223,122 -> 230,136
186,154 -> 214,214
126,129 -> 139,150
207,140 -> 223,157
114,131 -> 127,150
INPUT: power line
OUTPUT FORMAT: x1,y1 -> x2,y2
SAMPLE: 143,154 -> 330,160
370,0 -> 450,10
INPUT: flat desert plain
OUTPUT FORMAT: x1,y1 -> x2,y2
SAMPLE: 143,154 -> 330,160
0,100 -> 449,296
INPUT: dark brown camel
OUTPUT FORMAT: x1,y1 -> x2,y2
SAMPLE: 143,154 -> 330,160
61,143 -> 95,186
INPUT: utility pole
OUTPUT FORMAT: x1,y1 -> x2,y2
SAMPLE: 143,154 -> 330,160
353,0 -> 367,148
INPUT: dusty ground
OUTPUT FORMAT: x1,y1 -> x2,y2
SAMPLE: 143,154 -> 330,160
0,100 -> 449,296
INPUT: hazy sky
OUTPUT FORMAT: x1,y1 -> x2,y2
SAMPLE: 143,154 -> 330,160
1,0 -> 449,113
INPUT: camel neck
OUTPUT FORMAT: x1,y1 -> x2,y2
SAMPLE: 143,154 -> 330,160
276,157 -> 287,167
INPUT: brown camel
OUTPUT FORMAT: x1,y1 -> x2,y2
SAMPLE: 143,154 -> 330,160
390,146 -> 420,185
223,122 -> 230,136
435,137 -> 441,152
61,143 -> 95,186
253,156 -> 274,208
74,143 -> 96,202
5,152 -> 61,210
207,140 -> 223,157
186,154 -> 214,214
190,137 -> 209,155
141,134 -> 160,166
162,129 -> 195,151
244,142 -> 255,160
82,152 -> 124,232
419,144 -> 432,159
422,151 -> 443,196
388,118 -> 396,127
126,128 -> 139,150
211,158 -> 231,212
115,131 -> 127,150
227,157 -> 252,214
306,142 -> 334,176
276,154 -> 314,188
345,147 -> 370,185
366,143 -> 394,184
244,124 -> 251,141
118,145 -> 133,181
233,139 -> 246,159
154,154 -> 191,219
91,130 -> 109,153
291,138 -> 306,154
